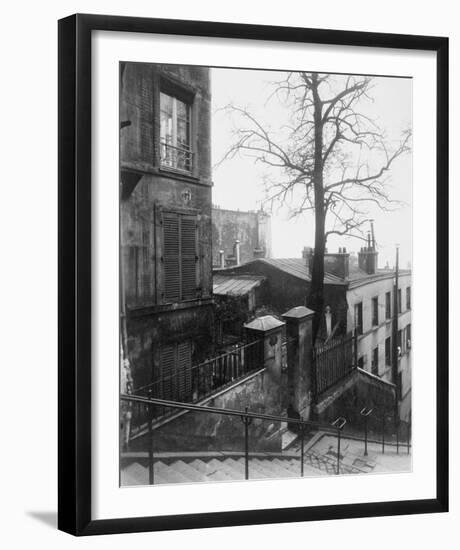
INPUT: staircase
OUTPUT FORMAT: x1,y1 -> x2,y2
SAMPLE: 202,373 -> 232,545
121,452 -> 326,486
120,428 -> 390,486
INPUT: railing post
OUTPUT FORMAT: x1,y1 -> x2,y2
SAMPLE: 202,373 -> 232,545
353,329 -> 358,369
382,411 -> 386,454
336,429 -> 341,475
300,417 -> 305,477
332,417 -> 346,475
241,407 -> 252,480
407,420 -> 411,455
147,391 -> 154,485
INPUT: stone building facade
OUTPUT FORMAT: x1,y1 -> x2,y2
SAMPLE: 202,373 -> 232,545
211,206 -> 272,267
120,63 -> 214,395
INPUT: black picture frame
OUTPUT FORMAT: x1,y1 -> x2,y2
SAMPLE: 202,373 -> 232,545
58,13 -> 449,536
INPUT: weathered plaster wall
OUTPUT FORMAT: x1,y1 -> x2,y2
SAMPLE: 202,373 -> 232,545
315,368 -> 397,436
211,208 -> 271,266
131,369 -> 283,453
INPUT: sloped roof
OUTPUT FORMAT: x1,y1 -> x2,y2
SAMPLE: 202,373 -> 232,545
348,266 -> 411,289
236,258 -> 346,285
213,274 -> 265,296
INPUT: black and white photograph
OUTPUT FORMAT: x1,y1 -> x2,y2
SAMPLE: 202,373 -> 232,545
119,62 -> 413,486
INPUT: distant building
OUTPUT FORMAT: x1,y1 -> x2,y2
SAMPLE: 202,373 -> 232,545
120,62 -> 214,398
212,206 -> 272,268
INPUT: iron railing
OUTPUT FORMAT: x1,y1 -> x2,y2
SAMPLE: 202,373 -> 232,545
160,140 -> 193,172
120,394 -> 411,485
191,339 -> 264,401
129,339 -> 264,430
313,332 -> 356,395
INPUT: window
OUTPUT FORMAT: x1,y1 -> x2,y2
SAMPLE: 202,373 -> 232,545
385,336 -> 392,366
354,302 -> 363,335
372,296 -> 379,326
162,211 -> 198,302
406,323 -> 412,350
371,346 -> 379,375
398,288 -> 402,313
406,286 -> 411,310
398,329 -> 403,355
385,291 -> 391,319
160,91 -> 192,172
158,341 -> 192,402
358,356 -> 364,369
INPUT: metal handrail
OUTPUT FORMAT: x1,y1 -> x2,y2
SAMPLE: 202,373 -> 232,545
120,394 -> 411,485
121,393 -> 339,433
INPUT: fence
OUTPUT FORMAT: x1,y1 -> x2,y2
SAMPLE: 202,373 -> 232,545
191,339 -> 264,401
313,332 -> 356,396
128,339 -> 264,429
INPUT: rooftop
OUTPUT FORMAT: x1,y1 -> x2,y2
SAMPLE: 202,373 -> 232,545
213,274 -> 265,296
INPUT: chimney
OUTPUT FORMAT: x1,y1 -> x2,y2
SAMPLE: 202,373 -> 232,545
303,246 -> 314,273
358,223 -> 378,274
234,240 -> 241,266
324,248 -> 350,280
219,250 -> 225,269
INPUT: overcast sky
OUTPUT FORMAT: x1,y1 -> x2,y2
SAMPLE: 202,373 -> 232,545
211,68 -> 412,269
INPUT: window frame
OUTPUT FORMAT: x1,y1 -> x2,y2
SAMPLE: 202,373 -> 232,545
385,336 -> 392,366
354,302 -> 363,335
372,296 -> 379,327
159,83 -> 194,173
385,291 -> 391,319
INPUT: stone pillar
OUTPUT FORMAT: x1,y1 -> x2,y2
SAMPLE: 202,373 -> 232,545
281,306 -> 315,421
244,315 -> 285,416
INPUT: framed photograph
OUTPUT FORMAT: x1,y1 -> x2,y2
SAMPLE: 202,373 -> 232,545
58,14 -> 448,536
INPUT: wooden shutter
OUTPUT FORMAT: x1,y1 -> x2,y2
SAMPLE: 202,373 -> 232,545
180,216 -> 197,300
176,341 -> 192,400
163,213 -> 181,302
160,345 -> 175,400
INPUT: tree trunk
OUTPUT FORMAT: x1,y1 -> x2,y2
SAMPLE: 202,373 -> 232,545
306,74 -> 325,343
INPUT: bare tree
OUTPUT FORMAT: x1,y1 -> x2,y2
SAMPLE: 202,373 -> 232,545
220,72 -> 411,341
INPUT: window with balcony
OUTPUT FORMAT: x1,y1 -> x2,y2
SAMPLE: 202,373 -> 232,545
160,91 -> 193,172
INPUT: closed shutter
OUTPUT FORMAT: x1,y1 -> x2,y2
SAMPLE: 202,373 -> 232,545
163,213 -> 181,302
160,345 -> 175,400
180,216 -> 197,300
162,211 -> 197,302
177,341 -> 192,400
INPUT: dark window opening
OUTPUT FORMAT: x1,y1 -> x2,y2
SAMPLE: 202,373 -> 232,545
371,346 -> 379,375
385,291 -> 391,319
354,302 -> 363,335
385,336 -> 392,366
372,296 -> 379,326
